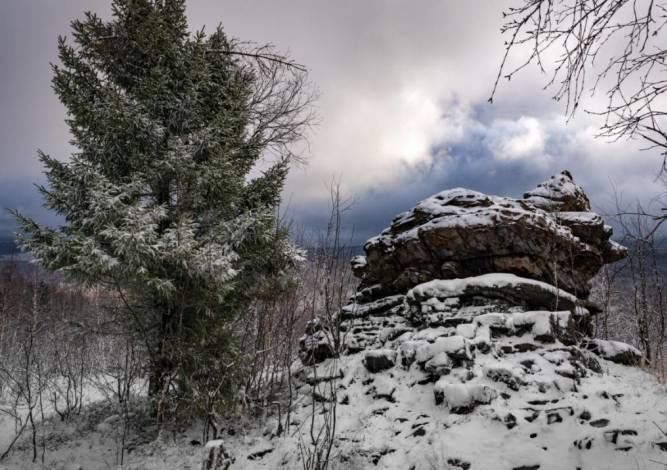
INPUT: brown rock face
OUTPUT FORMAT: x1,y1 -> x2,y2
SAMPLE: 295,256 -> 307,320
358,171 -> 625,298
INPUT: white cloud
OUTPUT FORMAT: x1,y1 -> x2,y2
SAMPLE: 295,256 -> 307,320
488,116 -> 547,163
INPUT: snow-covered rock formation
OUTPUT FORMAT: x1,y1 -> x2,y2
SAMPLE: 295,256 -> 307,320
250,172 -> 667,469
357,170 -> 625,299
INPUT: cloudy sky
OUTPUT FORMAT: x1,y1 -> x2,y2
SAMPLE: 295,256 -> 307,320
1,0 -> 665,243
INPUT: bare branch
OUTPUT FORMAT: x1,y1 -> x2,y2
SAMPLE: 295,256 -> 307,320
492,0 -> 667,159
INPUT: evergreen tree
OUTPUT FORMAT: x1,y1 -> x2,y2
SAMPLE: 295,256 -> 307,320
12,0 -> 311,419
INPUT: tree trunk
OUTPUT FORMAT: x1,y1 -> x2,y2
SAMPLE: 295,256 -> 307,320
148,307 -> 174,420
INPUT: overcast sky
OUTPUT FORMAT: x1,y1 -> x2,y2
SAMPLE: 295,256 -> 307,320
1,0 -> 665,243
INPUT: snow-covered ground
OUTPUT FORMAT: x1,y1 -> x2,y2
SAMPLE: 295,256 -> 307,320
1,276 -> 665,469
1,352 -> 666,469
274,353 -> 667,470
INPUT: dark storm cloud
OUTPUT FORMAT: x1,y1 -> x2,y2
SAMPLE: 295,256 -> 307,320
0,0 -> 663,242
0,1 -> 111,234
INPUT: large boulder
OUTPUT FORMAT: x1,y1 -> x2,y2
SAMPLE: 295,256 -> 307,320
357,171 -> 625,298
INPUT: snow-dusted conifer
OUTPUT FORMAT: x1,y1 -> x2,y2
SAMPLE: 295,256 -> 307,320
12,0 -> 311,417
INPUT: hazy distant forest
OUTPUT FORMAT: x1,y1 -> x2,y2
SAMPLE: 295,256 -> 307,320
0,0 -> 666,469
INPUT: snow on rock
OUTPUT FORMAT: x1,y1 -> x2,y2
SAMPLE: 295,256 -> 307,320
523,170 -> 591,212
369,375 -> 397,401
415,335 -> 471,363
582,339 -> 643,365
201,440 -> 233,470
406,274 -> 579,327
484,363 -> 526,391
350,254 -> 368,278
298,329 -> 333,365
360,170 -> 623,297
408,274 -> 578,305
363,348 -> 397,372
433,382 -> 498,412
340,294 -> 404,319
511,310 -> 573,342
424,351 -> 454,376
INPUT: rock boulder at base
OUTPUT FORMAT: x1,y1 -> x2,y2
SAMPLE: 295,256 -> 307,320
363,349 -> 397,372
201,440 -> 233,470
582,339 -> 643,365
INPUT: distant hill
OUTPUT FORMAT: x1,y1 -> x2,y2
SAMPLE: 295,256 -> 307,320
616,238 -> 667,269
0,234 -> 17,256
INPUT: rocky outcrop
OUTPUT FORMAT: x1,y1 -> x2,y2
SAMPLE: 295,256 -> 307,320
301,171 -> 628,367
357,171 -> 625,298
287,172 -> 666,469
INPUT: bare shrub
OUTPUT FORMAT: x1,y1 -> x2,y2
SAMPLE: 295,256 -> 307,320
296,183 -> 356,470
592,192 -> 667,378
0,258 -> 135,463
